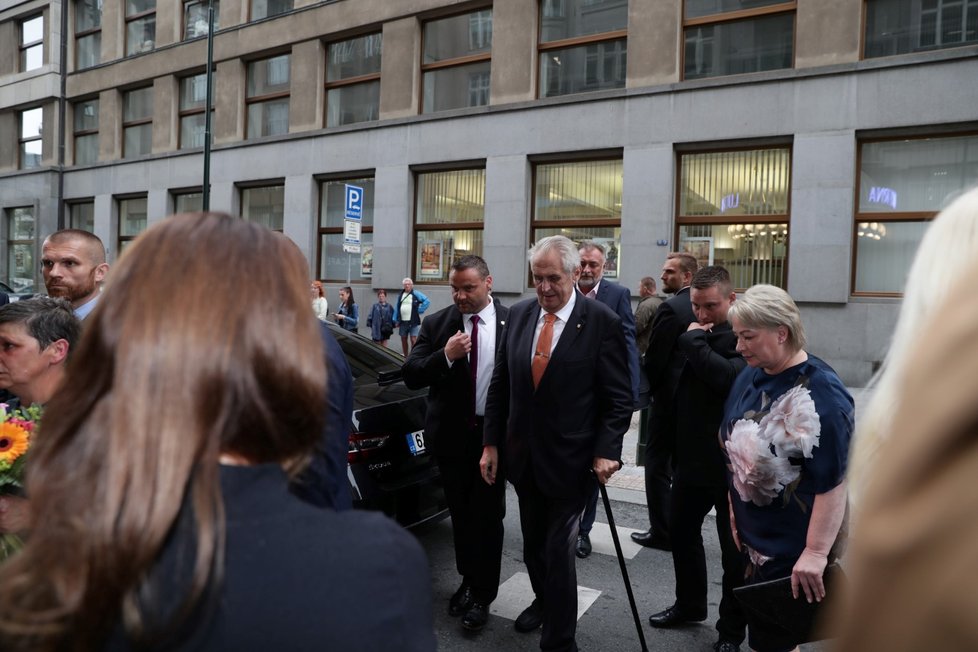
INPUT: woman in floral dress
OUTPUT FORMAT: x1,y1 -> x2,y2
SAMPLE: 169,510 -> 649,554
720,284 -> 853,652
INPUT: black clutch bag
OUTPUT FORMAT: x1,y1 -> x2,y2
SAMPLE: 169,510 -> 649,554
733,562 -> 847,644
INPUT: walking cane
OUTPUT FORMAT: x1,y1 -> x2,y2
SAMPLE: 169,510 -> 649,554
598,478 -> 649,652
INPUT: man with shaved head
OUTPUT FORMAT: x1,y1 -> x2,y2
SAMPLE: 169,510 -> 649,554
41,229 -> 109,320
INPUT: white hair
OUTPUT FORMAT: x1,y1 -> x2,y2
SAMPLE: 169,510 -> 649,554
528,235 -> 580,276
851,185 -> 978,502
402,277 -> 413,285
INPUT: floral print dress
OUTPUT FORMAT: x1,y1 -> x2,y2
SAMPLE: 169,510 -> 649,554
720,355 -> 853,570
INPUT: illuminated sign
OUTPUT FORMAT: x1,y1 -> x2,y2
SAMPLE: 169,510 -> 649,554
720,192 -> 740,213
868,186 -> 897,210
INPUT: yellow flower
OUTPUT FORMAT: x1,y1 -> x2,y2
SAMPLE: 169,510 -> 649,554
0,422 -> 30,465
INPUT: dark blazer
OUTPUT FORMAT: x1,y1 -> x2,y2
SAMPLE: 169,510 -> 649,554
592,280 -> 641,406
672,323 -> 746,487
402,296 -> 509,458
644,287 -> 696,408
292,322 -> 354,510
484,295 -> 633,498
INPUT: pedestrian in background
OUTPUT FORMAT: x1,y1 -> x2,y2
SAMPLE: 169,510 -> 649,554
311,280 -> 329,321
394,278 -> 430,355
0,213 -> 436,652
634,276 -> 663,357
367,288 -> 395,346
335,286 -> 359,333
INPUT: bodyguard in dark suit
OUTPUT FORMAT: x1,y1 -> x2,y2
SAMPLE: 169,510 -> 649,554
402,255 -> 508,632
632,252 -> 698,550
574,240 -> 641,558
481,236 -> 633,652
646,266 -> 747,652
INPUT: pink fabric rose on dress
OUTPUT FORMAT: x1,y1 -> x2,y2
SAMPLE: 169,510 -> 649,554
726,419 -> 795,506
760,385 -> 821,458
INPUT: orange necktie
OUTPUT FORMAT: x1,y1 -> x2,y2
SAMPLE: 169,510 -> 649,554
532,313 -> 556,389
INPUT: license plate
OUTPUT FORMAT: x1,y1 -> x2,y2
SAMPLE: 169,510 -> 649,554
406,430 -> 426,456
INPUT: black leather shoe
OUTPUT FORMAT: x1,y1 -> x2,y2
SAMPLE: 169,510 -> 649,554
449,584 -> 473,617
514,599 -> 543,633
461,602 -> 489,631
630,530 -> 672,551
713,641 -> 740,652
575,533 -> 592,558
647,604 -> 707,628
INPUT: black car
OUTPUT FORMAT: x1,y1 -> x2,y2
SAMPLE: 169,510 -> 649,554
327,323 -> 448,528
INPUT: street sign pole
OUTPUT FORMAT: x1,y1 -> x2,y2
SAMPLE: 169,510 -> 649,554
343,184 -> 364,285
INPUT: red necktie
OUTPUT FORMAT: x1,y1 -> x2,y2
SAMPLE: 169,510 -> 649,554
532,313 -> 556,389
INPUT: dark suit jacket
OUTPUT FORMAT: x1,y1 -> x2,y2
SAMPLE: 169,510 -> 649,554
292,322 -> 354,510
644,287 -> 696,409
592,280 -> 641,407
672,323 -> 746,487
483,295 -> 633,498
402,297 -> 509,459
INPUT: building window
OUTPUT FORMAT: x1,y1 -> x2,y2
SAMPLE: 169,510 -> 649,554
123,87 -> 153,158
5,207 -> 35,293
75,0 -> 101,70
532,158 -> 623,278
125,0 -> 156,56
676,146 -> 791,290
73,98 -> 99,165
184,0 -> 219,40
20,14 -> 44,72
538,0 -> 627,98
173,190 -> 203,213
241,184 -> 284,231
854,133 -> 978,294
865,0 -> 978,57
246,54 -> 290,139
19,107 -> 43,170
118,196 -> 147,253
251,0 -> 292,20
318,177 -> 375,281
414,168 -> 485,282
69,200 -> 95,232
180,73 -> 212,149
683,0 -> 795,80
421,9 -> 492,113
326,33 -> 382,128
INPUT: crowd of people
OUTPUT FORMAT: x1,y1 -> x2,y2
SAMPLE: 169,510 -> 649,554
0,186 -> 976,650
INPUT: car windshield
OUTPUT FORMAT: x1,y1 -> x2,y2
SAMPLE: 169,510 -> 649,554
329,325 -> 404,386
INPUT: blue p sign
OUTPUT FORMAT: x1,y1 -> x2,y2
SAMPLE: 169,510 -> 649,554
345,184 -> 363,221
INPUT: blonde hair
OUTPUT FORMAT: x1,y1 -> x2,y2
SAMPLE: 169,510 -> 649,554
851,185 -> 978,502
727,284 -> 807,352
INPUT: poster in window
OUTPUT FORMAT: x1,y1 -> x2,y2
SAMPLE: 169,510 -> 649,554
420,240 -> 442,278
591,237 -> 619,279
681,236 -> 714,270
360,244 -> 373,277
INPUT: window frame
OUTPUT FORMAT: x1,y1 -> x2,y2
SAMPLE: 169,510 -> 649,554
419,7 -> 493,113
124,0 -> 157,57
5,206 -> 36,294
316,173 -> 376,283
412,164 -> 487,285
183,0 -> 219,40
674,142 -> 793,292
67,199 -> 95,232
74,0 -> 102,70
117,194 -> 148,254
20,14 -> 44,72
680,0 -> 797,81
245,53 -> 291,139
239,181 -> 286,232
536,0 -> 628,98
73,97 -> 99,165
122,86 -> 153,159
862,0 -> 978,59
250,0 -> 293,21
850,129 -> 978,297
178,72 -> 212,149
18,107 -> 43,170
172,187 -> 204,213
324,31 -> 382,128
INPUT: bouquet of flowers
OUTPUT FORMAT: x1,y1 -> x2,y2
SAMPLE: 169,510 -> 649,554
0,403 -> 42,560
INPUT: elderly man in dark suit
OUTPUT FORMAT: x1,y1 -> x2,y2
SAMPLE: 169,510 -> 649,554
402,255 -> 508,633
633,252 -> 698,550
645,266 -> 746,652
574,240 -> 641,558
481,235 -> 633,652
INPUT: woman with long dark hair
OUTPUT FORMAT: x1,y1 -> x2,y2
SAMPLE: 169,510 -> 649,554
0,213 -> 435,651
334,285 -> 359,333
